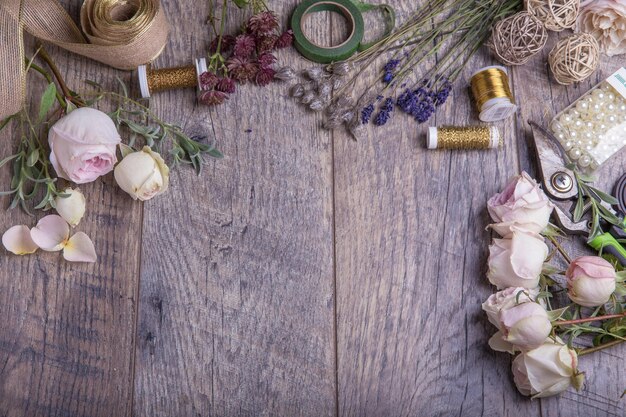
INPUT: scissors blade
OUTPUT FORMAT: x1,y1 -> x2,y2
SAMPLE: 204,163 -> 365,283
528,121 -> 579,201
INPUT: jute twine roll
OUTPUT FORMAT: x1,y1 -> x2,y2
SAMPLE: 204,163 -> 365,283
489,11 -> 548,66
0,0 -> 170,119
548,33 -> 599,85
525,0 -> 580,32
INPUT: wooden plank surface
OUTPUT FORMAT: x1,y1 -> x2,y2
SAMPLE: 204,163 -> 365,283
0,1 -> 624,416
0,2 -> 142,416
131,1 -> 337,416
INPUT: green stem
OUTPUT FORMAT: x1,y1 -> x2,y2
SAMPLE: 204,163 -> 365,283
578,339 -> 625,356
553,311 -> 626,326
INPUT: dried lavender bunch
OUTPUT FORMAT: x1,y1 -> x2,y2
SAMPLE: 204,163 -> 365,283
292,0 -> 522,138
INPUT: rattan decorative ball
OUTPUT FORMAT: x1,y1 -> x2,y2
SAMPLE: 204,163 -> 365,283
489,11 -> 548,66
525,0 -> 580,31
549,33 -> 599,85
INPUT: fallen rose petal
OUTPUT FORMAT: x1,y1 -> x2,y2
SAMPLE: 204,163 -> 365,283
30,215 -> 70,251
2,225 -> 39,255
63,232 -> 97,263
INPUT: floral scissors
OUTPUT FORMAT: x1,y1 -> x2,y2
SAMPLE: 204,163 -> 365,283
528,121 -> 626,265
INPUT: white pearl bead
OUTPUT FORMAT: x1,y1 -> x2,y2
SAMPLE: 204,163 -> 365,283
607,103 -> 616,112
574,120 -> 584,129
576,100 -> 590,113
607,93 -> 616,102
563,140 -> 574,151
569,147 -> 582,160
592,103 -> 602,113
579,154 -> 592,167
607,115 -> 617,124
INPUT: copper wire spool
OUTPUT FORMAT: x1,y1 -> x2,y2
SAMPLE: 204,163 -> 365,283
137,58 -> 207,98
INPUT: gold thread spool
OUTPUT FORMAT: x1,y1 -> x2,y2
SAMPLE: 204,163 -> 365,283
137,58 -> 207,98
470,65 -> 517,122
427,126 -> 501,150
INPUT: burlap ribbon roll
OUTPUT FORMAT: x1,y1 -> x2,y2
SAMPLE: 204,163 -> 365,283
0,0 -> 170,119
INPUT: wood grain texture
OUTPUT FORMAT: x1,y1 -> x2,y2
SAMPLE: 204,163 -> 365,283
334,5 -> 625,417
131,1 -> 337,416
0,3 -> 142,417
0,1 -> 624,416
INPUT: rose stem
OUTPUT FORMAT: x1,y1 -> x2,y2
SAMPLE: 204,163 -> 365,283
36,43 -> 86,107
547,235 -> 572,264
578,339 -> 625,356
553,311 -> 626,326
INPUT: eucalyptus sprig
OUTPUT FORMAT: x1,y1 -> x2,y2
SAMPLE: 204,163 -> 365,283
571,169 -> 623,241
84,78 -> 223,174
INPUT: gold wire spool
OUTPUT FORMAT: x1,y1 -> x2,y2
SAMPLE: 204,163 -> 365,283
137,58 -> 207,98
470,66 -> 517,122
427,126 -> 501,150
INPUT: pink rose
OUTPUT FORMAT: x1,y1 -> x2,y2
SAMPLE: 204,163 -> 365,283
566,256 -> 616,307
488,171 -> 554,236
576,0 -> 626,56
49,108 -> 121,184
482,288 -> 551,353
487,226 -> 549,289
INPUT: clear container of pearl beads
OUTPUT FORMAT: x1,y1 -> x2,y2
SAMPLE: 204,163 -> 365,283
551,81 -> 626,171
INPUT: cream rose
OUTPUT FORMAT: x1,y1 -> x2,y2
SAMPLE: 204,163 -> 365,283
482,288 -> 551,353
488,171 -> 554,236
577,0 -> 626,56
55,188 -> 86,227
49,107 -> 121,184
566,256 -> 616,307
487,226 -> 549,289
114,146 -> 169,201
512,339 -> 584,398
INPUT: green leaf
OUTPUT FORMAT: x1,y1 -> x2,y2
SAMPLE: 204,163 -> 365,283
231,0 -> 249,7
26,150 -> 38,167
588,186 -> 619,205
38,83 -> 57,122
574,194 -> 585,222
119,143 -> 135,158
547,306 -> 570,321
116,76 -> 129,98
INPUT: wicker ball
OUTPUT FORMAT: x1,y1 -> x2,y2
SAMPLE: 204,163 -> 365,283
549,33 -> 599,85
489,11 -> 548,66
525,0 -> 580,31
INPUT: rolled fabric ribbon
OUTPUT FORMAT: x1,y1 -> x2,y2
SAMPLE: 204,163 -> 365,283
0,0 -> 169,119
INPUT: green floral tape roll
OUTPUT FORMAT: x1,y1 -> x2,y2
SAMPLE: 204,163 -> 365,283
291,0 -> 364,63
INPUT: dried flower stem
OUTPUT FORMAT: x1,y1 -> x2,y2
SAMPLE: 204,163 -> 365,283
553,311 -> 626,326
578,339 -> 625,356
36,44 -> 86,108
547,235 -> 572,264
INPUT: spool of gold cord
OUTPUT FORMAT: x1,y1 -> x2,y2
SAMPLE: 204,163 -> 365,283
148,66 -> 198,93
427,126 -> 501,150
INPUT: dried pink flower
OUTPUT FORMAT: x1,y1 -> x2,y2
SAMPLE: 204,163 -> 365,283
216,77 -> 236,94
227,57 -> 259,83
209,35 -> 235,54
257,52 -> 277,68
247,11 -> 279,35
275,29 -> 294,49
198,90 -> 228,106
199,71 -> 219,90
233,34 -> 256,58
256,35 -> 278,53
255,67 -> 276,86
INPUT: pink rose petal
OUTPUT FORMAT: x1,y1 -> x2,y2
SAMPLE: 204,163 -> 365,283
63,232 -> 97,263
2,225 -> 39,255
30,214 -> 70,251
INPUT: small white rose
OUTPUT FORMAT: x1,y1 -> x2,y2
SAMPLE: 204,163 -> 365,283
114,146 -> 169,201
487,226 -> 549,289
482,287 -> 551,353
566,256 -> 617,307
512,338 -> 584,398
55,188 -> 86,227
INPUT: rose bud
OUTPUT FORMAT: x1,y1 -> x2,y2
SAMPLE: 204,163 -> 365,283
54,188 -> 86,227
114,146 -> 169,201
487,226 -> 548,289
488,171 -> 554,236
49,107 -> 121,184
512,338 -> 584,398
566,256 -> 616,307
482,287 -> 551,353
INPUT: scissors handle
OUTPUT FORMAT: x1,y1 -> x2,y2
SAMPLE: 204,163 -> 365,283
588,231 -> 626,266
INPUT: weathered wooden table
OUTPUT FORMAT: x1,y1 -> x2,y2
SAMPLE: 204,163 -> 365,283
0,1 -> 624,416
